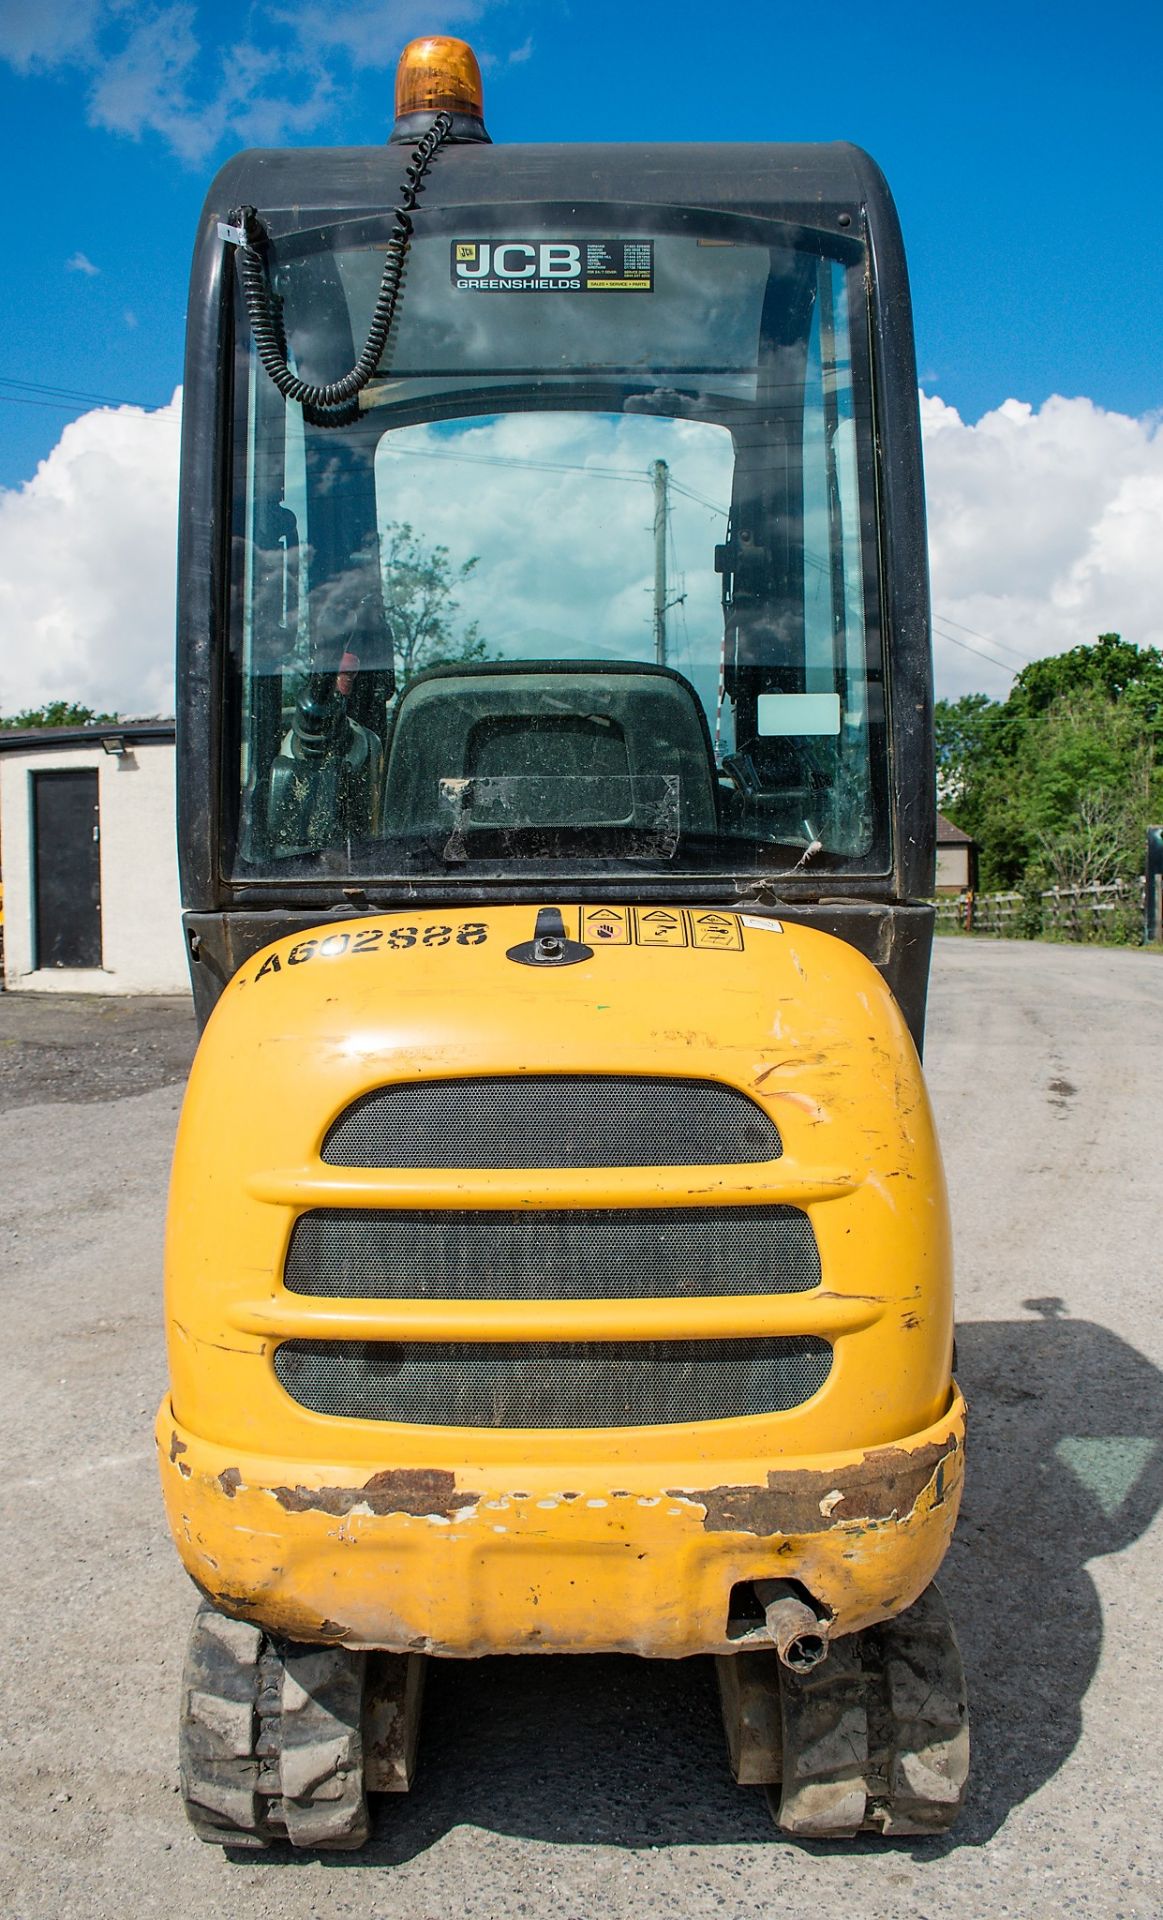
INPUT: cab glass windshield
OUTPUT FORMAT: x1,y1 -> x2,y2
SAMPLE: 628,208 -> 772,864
229,207 -> 888,879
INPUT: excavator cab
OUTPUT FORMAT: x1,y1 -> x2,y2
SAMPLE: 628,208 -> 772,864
160,36 -> 968,1851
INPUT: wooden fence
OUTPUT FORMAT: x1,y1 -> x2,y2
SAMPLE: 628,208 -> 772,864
1041,881 -> 1144,942
936,878 -> 1151,943
934,891 -> 1024,935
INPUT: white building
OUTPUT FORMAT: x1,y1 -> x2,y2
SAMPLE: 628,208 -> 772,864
935,812 -> 977,897
0,722 -> 189,995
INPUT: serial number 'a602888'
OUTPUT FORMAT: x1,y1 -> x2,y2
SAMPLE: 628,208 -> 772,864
252,922 -> 488,982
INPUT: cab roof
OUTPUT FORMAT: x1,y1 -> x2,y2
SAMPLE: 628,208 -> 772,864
202,139 -> 890,241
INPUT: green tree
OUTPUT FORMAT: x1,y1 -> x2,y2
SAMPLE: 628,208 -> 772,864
1008,632 -> 1163,720
1019,686 -> 1155,889
938,634 -> 1163,899
381,522 -> 489,685
934,691 -> 1003,809
0,700 -> 118,730
934,691 -> 1029,887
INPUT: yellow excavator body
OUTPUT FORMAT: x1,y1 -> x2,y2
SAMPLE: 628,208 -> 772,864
157,905 -> 963,1659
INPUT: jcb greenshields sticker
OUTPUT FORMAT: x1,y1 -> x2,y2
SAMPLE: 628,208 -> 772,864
451,239 -> 653,292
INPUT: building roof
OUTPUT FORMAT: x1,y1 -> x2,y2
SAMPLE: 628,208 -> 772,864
936,811 -> 975,847
0,720 -> 175,755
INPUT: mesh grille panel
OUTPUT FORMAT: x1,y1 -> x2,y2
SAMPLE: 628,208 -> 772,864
284,1206 -> 820,1300
322,1076 -> 782,1169
273,1337 -> 833,1428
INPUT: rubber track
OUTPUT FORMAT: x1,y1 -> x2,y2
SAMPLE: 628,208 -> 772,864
773,1583 -> 969,1838
179,1602 -> 370,1850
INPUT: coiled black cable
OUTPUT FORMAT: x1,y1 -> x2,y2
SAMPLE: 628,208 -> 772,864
229,113 -> 452,421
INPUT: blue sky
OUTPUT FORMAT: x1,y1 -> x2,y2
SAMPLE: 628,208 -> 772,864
1,0 -> 1162,710
2,0 -> 1161,489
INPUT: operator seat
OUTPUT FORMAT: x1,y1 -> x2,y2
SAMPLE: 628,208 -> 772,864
380,660 -> 719,841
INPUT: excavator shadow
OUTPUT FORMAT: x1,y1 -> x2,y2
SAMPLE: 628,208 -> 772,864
928,1305 -> 1163,1851
261,1306 -> 1163,1864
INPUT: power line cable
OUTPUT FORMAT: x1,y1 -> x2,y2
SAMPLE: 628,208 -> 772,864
932,608 -> 1033,666
932,625 -> 1018,677
667,477 -> 729,516
380,437 -> 655,486
0,375 -> 178,419
0,394 -> 112,415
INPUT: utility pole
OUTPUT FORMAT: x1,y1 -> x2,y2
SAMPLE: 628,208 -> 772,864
652,458 -> 668,666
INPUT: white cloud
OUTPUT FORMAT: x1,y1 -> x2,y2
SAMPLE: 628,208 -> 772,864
508,34 -> 533,63
922,391 -> 1163,698
0,394 -> 182,716
85,10 -> 337,165
279,1 -> 490,67
84,5 -> 201,151
0,0 -> 106,71
374,410 -> 733,718
65,251 -> 100,276
3,387 -> 1161,721
392,397 -> 1163,711
1,1 -> 510,161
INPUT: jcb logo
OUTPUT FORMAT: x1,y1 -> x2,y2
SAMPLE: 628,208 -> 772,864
453,242 -> 582,280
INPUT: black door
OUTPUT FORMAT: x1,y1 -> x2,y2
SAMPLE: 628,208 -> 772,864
33,769 -> 102,968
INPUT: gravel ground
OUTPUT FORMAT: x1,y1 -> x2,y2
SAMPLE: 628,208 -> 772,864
0,991 -> 195,1107
0,938 -> 1160,1919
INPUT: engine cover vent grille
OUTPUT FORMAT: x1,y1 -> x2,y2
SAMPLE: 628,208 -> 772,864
273,1337 -> 833,1428
283,1206 -> 820,1301
322,1076 -> 782,1169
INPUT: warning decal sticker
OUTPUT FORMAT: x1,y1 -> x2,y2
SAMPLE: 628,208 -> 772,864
688,911 -> 744,951
634,907 -> 687,948
450,239 -> 653,293
581,905 -> 631,945
577,908 -> 744,952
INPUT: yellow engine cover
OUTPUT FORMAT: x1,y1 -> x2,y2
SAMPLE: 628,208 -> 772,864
157,905 -> 963,1655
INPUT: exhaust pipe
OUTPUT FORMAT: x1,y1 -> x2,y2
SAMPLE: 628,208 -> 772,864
754,1580 -> 830,1672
